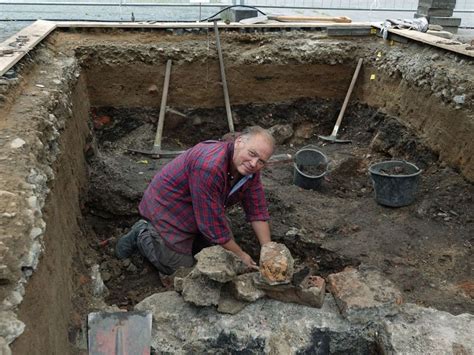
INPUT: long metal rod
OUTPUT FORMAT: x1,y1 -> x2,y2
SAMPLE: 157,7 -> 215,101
153,59 -> 172,152
213,21 -> 234,133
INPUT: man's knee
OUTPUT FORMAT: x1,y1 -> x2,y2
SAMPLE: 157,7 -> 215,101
137,226 -> 193,274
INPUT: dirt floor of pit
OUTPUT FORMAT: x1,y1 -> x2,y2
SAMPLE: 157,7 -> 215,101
72,97 -> 474,334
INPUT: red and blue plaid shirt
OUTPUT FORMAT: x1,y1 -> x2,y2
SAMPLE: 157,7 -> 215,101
139,141 -> 270,255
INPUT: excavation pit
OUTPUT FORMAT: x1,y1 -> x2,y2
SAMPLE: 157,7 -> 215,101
0,25 -> 472,353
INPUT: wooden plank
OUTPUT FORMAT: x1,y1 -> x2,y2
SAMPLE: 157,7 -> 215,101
0,20 -> 57,77
53,20 -> 373,29
372,24 -> 474,58
268,15 -> 352,23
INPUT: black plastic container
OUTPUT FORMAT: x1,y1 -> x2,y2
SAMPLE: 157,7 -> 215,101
369,160 -> 421,207
293,148 -> 328,190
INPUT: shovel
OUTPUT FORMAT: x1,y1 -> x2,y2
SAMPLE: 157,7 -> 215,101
213,20 -> 235,133
88,311 -> 152,355
127,59 -> 186,158
319,58 -> 363,144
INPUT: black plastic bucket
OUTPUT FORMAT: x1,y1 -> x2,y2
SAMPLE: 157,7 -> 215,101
293,148 -> 328,190
369,160 -> 422,207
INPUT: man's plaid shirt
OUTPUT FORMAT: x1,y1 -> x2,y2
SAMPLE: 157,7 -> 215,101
139,141 -> 270,255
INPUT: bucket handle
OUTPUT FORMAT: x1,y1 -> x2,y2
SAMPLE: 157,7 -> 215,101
297,145 -> 330,165
300,144 -> 321,151
378,159 -> 423,173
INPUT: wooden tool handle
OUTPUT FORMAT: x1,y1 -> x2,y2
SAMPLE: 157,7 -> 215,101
214,21 -> 234,133
153,59 -> 172,151
330,58 -> 363,137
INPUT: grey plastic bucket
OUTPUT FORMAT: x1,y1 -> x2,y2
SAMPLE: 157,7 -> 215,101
369,160 -> 422,207
293,148 -> 328,190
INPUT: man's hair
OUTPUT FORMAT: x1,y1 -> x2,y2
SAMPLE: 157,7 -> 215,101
240,126 -> 275,150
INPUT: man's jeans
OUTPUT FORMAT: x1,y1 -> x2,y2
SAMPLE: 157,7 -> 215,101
137,221 -> 194,275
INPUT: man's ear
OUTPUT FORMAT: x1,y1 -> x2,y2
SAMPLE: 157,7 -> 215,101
235,135 -> 244,146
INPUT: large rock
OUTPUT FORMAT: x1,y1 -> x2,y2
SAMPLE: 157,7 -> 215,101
195,246 -> 247,283
181,268 -> 222,307
268,124 -> 293,145
135,291 -> 375,354
0,311 -> 25,344
217,284 -> 249,315
163,107 -> 187,130
292,121 -> 316,142
327,266 -> 403,323
231,273 -> 266,302
136,292 -> 472,354
379,304 -> 474,354
0,337 -> 11,355
259,242 -> 294,284
261,275 -> 326,308
172,267 -> 193,293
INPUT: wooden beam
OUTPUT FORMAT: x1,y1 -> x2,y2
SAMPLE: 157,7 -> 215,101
0,20 -> 57,77
372,24 -> 474,58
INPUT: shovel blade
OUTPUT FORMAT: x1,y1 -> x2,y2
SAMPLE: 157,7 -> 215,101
88,311 -> 152,355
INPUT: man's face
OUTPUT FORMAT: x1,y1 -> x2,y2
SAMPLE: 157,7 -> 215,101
233,134 -> 273,176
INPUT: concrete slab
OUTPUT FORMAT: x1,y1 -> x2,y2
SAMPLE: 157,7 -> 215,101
429,16 -> 462,27
327,266 -> 403,323
379,304 -> 474,354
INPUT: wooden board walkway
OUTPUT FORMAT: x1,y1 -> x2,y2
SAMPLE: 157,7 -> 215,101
0,20 -> 56,77
372,23 -> 474,58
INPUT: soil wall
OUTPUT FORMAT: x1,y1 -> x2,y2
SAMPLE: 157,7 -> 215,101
11,75 -> 90,354
72,31 -> 473,180
85,63 -> 354,108
357,71 -> 474,181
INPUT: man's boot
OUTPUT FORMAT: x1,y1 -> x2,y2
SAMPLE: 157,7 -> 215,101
115,219 -> 148,259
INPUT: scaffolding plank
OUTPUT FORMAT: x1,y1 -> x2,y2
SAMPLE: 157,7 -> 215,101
372,25 -> 474,58
0,20 -> 57,77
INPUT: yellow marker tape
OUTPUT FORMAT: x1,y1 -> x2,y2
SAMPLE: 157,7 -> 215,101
377,52 -> 382,57
370,74 -> 376,80
137,160 -> 149,164
370,28 -> 377,34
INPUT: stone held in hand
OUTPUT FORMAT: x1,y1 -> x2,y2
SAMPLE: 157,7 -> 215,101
259,242 -> 294,284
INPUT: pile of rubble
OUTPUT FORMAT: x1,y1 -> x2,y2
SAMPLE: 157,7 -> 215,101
174,242 -> 326,314
132,242 -> 473,353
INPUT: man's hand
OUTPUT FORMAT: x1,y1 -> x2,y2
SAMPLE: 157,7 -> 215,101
240,251 -> 259,271
222,239 -> 259,270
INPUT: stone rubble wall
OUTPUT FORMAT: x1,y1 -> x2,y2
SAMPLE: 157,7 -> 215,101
0,42 -> 90,353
